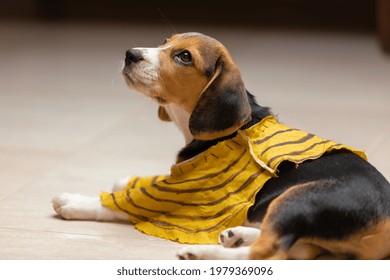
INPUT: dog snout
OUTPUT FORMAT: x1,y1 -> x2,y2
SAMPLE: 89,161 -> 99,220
125,49 -> 143,65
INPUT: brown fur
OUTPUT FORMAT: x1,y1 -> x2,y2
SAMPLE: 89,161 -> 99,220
155,34 -> 218,113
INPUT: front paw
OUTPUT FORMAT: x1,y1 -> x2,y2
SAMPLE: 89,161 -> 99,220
177,245 -> 220,260
219,226 -> 261,248
52,193 -> 98,220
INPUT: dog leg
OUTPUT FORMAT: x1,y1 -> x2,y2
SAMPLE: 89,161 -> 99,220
219,226 -> 261,248
52,193 -> 128,222
177,245 -> 250,260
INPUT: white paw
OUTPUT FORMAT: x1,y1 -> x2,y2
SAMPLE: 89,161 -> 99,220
52,193 -> 129,222
177,245 -> 221,260
52,193 -> 101,220
112,177 -> 131,192
218,226 -> 261,248
177,245 -> 251,260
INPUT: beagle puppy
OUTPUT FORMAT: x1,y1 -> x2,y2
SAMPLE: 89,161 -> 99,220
52,32 -> 390,260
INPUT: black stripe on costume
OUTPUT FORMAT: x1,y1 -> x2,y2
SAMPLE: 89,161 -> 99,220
111,192 -> 200,233
125,190 -> 246,220
112,190 -> 249,235
253,128 -> 298,145
163,148 -> 248,185
130,177 -> 139,189
259,133 -> 315,157
267,140 -> 335,166
110,193 -> 147,222
151,176 -> 160,185
151,159 -> 252,193
284,143 -> 344,164
140,170 -> 264,207
226,144 -> 234,150
143,205 -> 249,235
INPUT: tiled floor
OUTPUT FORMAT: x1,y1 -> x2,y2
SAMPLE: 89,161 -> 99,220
0,21 -> 389,259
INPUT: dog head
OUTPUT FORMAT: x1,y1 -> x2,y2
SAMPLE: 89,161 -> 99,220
122,32 -> 251,141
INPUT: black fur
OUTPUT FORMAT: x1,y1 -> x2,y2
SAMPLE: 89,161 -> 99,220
178,91 -> 390,243
188,60 -> 252,140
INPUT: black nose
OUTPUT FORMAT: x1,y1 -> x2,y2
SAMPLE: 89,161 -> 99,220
125,49 -> 143,65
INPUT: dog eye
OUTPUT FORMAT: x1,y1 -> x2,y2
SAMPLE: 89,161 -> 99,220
162,38 -> 168,44
177,50 -> 192,64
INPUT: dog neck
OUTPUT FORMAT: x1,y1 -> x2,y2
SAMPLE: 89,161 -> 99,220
163,104 -> 194,145
175,91 -> 273,163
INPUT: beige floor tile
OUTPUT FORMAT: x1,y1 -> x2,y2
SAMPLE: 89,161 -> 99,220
0,146 -> 68,199
0,228 -> 181,260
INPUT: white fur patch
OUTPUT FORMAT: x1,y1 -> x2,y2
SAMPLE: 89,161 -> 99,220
52,193 -> 128,222
133,47 -> 160,69
112,176 -> 132,192
124,47 -> 161,87
177,245 -> 250,260
219,226 -> 261,247
164,104 -> 193,144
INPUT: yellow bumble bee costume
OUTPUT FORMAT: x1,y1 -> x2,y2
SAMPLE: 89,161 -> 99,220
100,116 -> 366,244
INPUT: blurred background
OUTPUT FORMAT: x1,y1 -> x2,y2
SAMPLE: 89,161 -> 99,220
0,0 -> 384,33
0,1 -> 390,259
1,0 -> 389,51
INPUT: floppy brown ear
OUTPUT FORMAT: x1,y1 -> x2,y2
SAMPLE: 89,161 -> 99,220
189,57 -> 251,140
158,106 -> 171,122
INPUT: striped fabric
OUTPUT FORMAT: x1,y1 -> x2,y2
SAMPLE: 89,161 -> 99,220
100,116 -> 366,244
